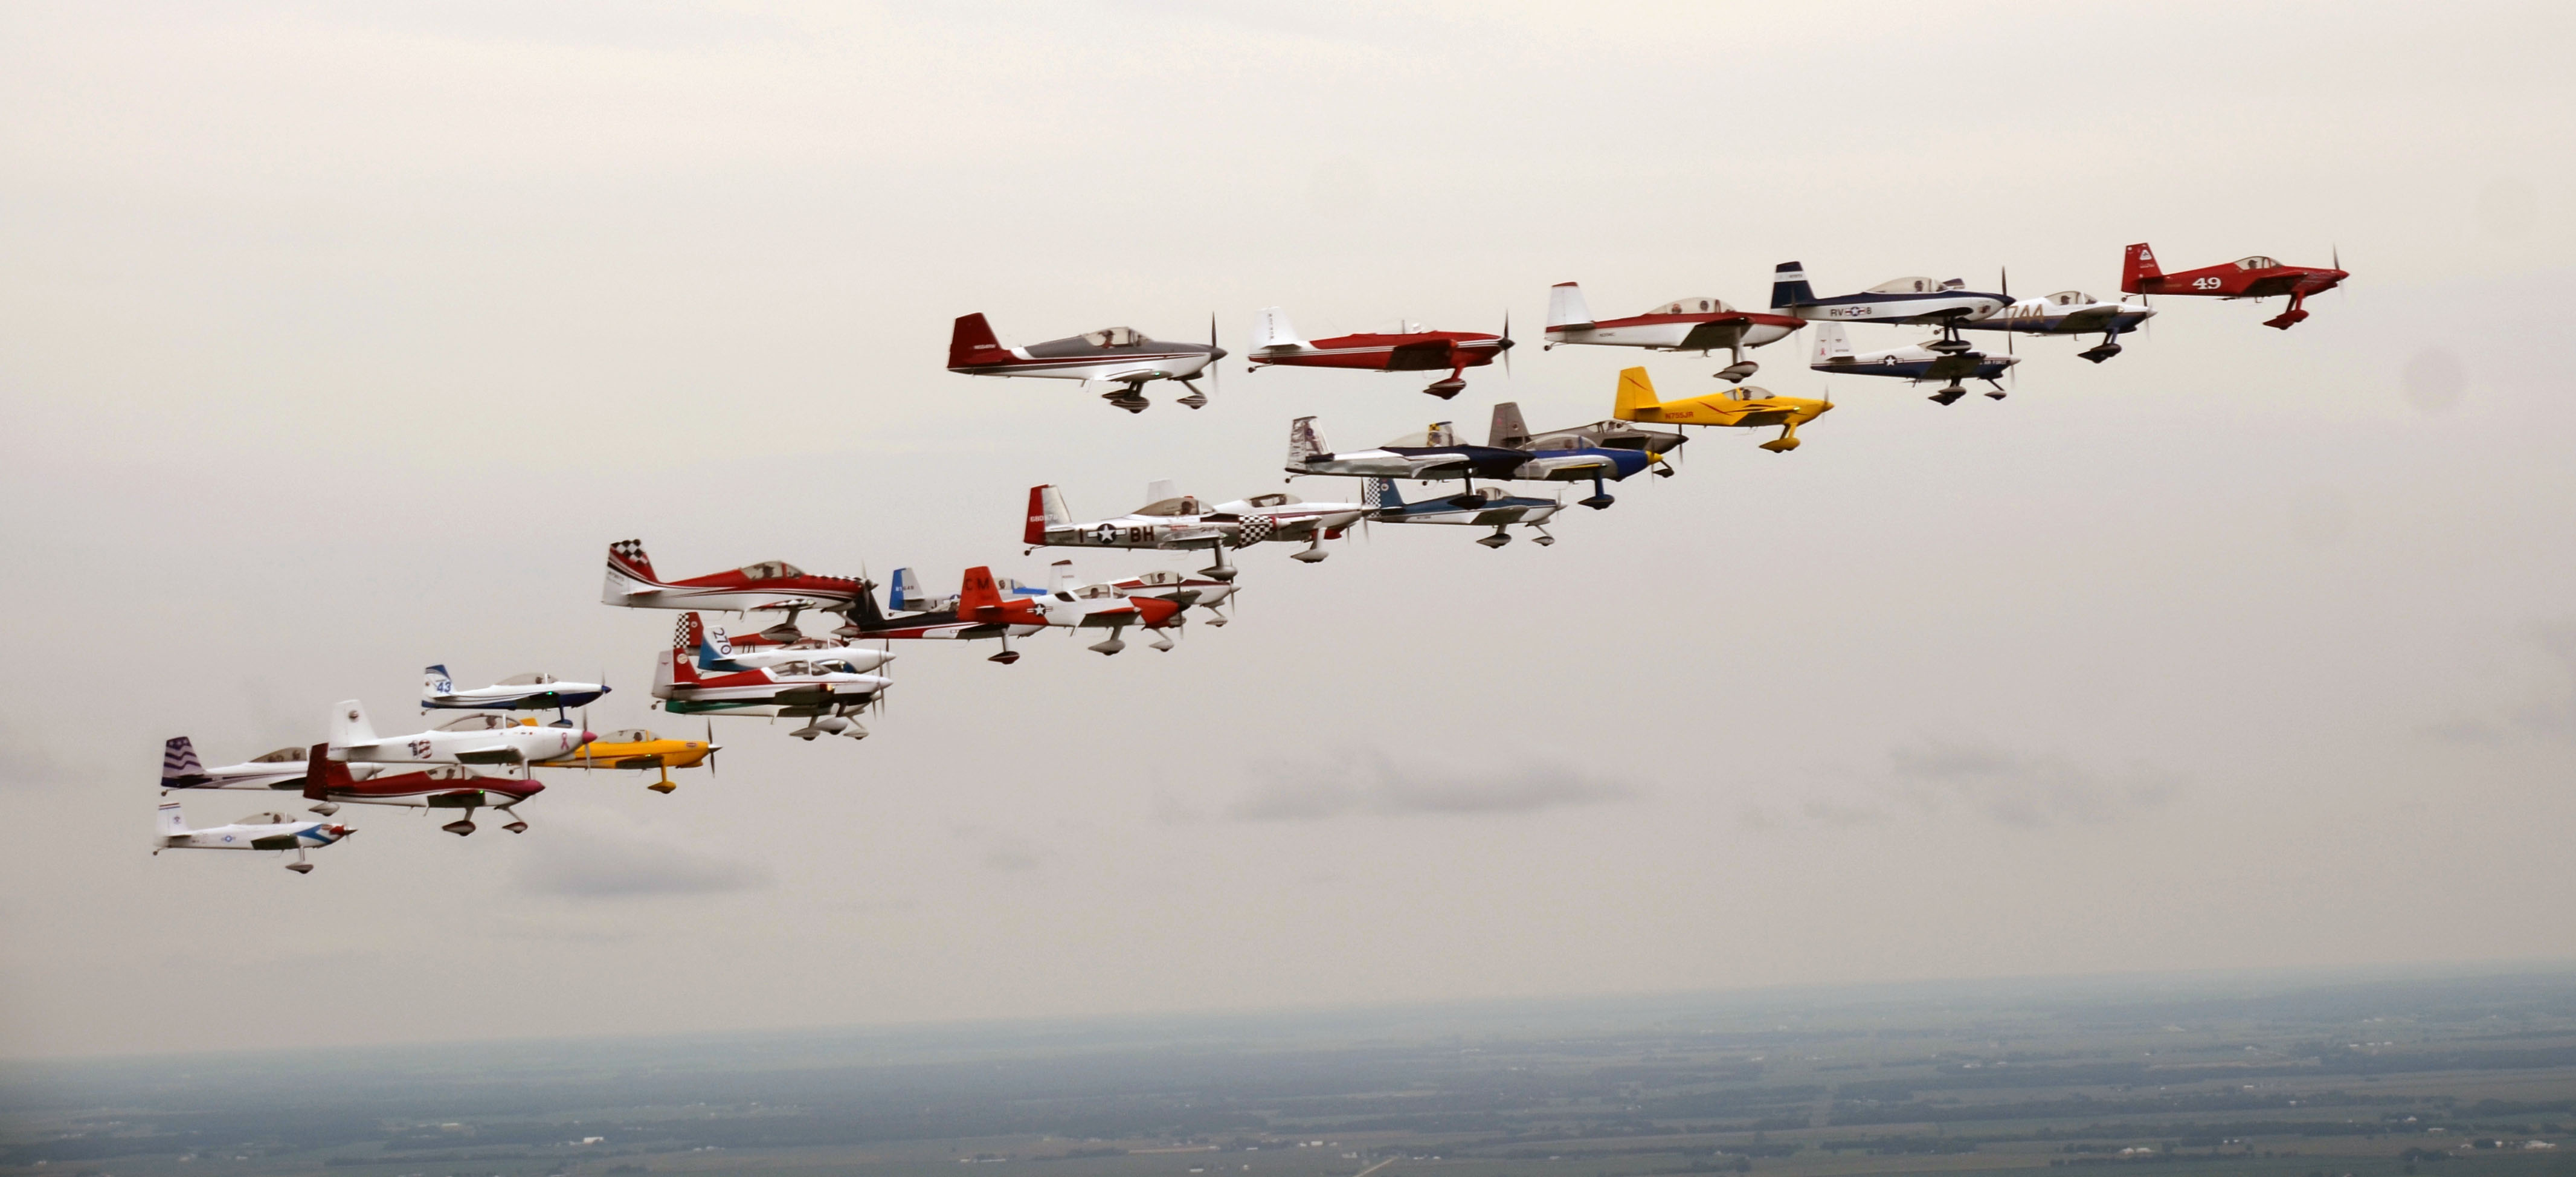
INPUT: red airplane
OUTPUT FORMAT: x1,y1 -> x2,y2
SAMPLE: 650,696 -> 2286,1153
845,564 -> 1185,658
600,538 -> 866,640
300,741 -> 546,836
1245,306 -> 1512,399
2120,242 -> 2348,329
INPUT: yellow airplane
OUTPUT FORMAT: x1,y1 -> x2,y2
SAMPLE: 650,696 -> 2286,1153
538,726 -> 718,793
1610,366 -> 1831,453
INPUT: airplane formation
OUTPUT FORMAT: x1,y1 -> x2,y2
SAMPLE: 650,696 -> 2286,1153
156,242 -> 2343,872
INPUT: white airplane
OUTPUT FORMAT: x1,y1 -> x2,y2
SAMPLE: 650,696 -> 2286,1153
1025,480 -> 1367,573
161,737 -> 388,793
697,627 -> 897,674
154,802 -> 353,874
420,665 -> 608,723
329,700 -> 593,766
948,314 -> 1225,412
654,614 -> 892,739
1954,288 -> 2156,362
1542,283 -> 1807,382
1769,262 -> 2011,354
1809,321 -> 2020,404
1364,479 -> 1563,549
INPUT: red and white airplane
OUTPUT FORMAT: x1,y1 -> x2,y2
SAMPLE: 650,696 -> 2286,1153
654,613 -> 893,739
297,740 -> 546,836
1543,283 -> 1806,382
947,314 -> 1225,413
602,539 -> 867,638
845,564 -> 1186,658
1026,480 -> 1366,574
2120,242 -> 2348,329
1244,307 -> 1513,399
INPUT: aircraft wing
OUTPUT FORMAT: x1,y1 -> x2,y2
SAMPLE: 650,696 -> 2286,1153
1093,366 -> 1176,384
452,746 -> 526,765
1518,453 -> 1617,476
1403,456 -> 1473,478
2053,306 -> 2120,332
248,834 -> 305,850
1382,340 -> 1456,372
1674,318 -> 1750,350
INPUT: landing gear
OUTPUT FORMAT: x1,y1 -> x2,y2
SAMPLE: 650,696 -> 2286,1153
1759,421 -> 1805,453
1928,383 -> 1968,405
989,634 -> 1020,665
1926,312 -> 1973,354
1477,528 -> 1512,549
308,801 -> 340,816
2264,292 -> 2311,331
286,849 -> 314,874
1530,526 -> 1556,547
443,818 -> 477,836
1577,472 -> 1615,509
1089,627 -> 1128,656
1174,376 -> 1209,409
1103,384 -> 1150,413
1149,631 -> 1176,652
1424,376 -> 1466,399
1289,535 -> 1330,563
2078,330 -> 2124,363
1715,344 -> 1757,383
790,712 -> 868,740
1200,544 -> 1238,582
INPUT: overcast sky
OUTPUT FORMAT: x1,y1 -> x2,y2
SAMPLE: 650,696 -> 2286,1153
2,2 -> 2571,1060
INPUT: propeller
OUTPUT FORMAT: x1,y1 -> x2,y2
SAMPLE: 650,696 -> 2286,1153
1209,312 -> 1223,398
704,720 -> 718,778
1499,309 -> 1515,378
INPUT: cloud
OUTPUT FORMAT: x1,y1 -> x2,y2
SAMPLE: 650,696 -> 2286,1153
1228,750 -> 1640,822
515,824 -> 771,899
1882,738 -> 2181,828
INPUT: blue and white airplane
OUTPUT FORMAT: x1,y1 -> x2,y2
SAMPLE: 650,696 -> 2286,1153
420,666 -> 608,724
1770,262 -> 2010,354
1809,323 -> 2019,405
153,802 -> 353,874
1365,479 -> 1562,549
1956,288 -> 2156,363
1287,417 -> 1664,509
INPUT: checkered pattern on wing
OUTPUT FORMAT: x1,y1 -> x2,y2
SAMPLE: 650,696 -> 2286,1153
162,737 -> 202,779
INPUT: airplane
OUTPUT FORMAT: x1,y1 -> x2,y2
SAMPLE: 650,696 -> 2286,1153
153,802 -> 352,874
419,665 -> 608,724
654,613 -> 892,738
297,740 -> 545,834
947,313 -> 1225,412
601,539 -> 868,640
1244,306 -> 1512,398
883,563 -> 1237,630
1809,321 -> 2019,404
846,565 -> 1188,658
161,737 -> 390,793
1487,402 -> 1687,469
1090,569 -> 1239,629
1284,416 -> 1664,508
536,726 -> 716,794
695,624 -> 897,675
1542,283 -> 1806,382
1609,367 -> 1833,451
329,700 -> 594,766
1954,283 -> 2156,363
2120,242 -> 2348,329
1365,478 -> 1562,549
1768,262 -> 2011,353
887,566 -> 1048,611
1024,480 -> 1367,573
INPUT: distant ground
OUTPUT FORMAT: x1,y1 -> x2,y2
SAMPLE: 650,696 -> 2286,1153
5,968 -> 2574,1177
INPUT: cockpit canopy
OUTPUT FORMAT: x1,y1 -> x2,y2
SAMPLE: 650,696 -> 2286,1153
1530,436 -> 1591,451
1082,326 -> 1144,346
1651,297 -> 1734,315
1241,492 -> 1299,508
1868,277 -> 1949,294
602,728 -> 657,743
1133,496 -> 1204,517
1129,570 -> 1185,587
238,812 -> 292,826
249,747 -> 309,763
1074,583 -> 1122,600
495,672 -> 556,686
2046,291 -> 2096,306
1383,422 -> 1459,448
2233,256 -> 2280,270
435,714 -> 516,732
738,561 -> 804,580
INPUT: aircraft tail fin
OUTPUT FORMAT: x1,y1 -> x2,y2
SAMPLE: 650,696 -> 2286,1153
1025,485 -> 1069,546
1545,282 -> 1593,331
958,566 -> 1005,614
328,700 -> 376,749
157,802 -> 190,837
1048,559 -> 1077,596
1489,402 -> 1531,448
422,664 -> 453,701
161,737 -> 207,787
1769,263 -> 1815,310
301,742 -> 353,801
1367,477 -> 1403,509
889,567 -> 924,611
1249,306 -> 1304,352
2121,242 -> 2160,292
1287,416 -> 1328,468
604,539 -> 659,604
949,313 -> 1006,369
1813,321 -> 1853,363
697,623 -> 738,670
1612,367 -> 1663,422
669,614 -> 704,685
